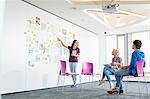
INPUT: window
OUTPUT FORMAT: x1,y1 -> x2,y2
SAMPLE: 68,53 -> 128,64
106,35 -> 125,64
132,32 -> 150,72
106,35 -> 117,63
117,35 -> 125,65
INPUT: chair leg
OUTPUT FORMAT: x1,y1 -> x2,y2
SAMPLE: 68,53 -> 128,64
90,75 -> 93,88
144,77 -> 149,98
57,75 -> 60,91
92,75 -> 94,87
79,75 -> 82,89
122,76 -> 128,98
89,75 -> 90,82
92,75 -> 93,82
60,76 -> 63,91
57,75 -> 60,86
79,75 -> 81,84
137,77 -> 141,99
88,75 -> 91,88
125,76 -> 128,93
62,76 -> 65,92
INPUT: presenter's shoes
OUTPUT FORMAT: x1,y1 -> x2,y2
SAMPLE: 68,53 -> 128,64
70,84 -> 76,88
98,80 -> 105,86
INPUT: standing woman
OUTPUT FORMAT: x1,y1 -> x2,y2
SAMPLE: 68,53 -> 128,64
57,38 -> 80,87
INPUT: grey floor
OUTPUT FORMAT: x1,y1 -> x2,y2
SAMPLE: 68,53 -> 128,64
3,81 -> 150,99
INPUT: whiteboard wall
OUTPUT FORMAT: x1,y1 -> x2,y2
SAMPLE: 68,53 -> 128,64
0,0 -> 99,94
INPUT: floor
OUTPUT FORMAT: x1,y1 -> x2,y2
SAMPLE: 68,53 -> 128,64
3,81 -> 150,99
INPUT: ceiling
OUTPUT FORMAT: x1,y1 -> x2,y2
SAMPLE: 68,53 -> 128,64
67,0 -> 150,4
23,0 -> 150,35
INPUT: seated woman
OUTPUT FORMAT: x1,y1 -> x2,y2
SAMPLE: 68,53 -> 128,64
108,40 -> 145,94
99,49 -> 123,91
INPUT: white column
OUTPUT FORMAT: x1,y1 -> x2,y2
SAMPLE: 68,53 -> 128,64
127,34 -> 132,65
124,34 -> 128,66
98,34 -> 106,73
0,0 -> 6,98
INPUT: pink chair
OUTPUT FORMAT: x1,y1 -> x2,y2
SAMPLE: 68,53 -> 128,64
125,60 -> 148,96
81,62 -> 93,75
57,60 -> 79,89
59,60 -> 69,76
80,62 -> 94,84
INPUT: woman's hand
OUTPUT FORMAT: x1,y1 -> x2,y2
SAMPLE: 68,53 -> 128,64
121,66 -> 129,69
111,65 -> 119,69
57,38 -> 61,42
73,54 -> 80,58
117,64 -> 122,69
57,37 -> 68,48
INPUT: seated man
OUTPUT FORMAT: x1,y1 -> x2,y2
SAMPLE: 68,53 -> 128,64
108,40 -> 145,94
99,49 -> 123,91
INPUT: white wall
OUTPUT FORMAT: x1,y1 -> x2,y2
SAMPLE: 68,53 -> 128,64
0,0 -> 99,94
0,0 -> 6,97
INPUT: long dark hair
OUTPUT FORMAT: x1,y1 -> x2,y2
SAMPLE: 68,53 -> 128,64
71,40 -> 78,48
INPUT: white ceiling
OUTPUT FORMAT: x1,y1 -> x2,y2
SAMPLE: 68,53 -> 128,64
23,0 -> 150,35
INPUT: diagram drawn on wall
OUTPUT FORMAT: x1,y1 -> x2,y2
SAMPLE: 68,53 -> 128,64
23,16 -> 75,67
